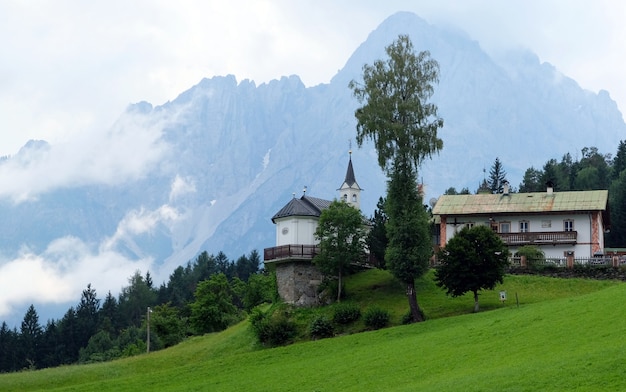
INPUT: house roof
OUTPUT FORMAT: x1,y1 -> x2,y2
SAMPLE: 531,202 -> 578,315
271,195 -> 333,223
432,190 -> 609,216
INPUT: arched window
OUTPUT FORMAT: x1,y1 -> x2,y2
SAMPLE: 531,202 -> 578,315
343,194 -> 348,202
352,194 -> 357,202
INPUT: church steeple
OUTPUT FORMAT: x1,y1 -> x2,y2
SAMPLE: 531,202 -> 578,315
338,150 -> 362,210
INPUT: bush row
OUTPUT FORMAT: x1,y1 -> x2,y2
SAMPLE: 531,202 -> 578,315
250,303 -> 391,345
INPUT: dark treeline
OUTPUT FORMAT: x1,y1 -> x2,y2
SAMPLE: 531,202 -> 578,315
445,142 -> 626,248
0,249 -> 275,372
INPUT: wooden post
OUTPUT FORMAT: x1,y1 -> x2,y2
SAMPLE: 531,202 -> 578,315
566,254 -> 574,269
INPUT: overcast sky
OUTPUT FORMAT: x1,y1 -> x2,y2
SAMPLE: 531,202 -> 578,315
1,0 -> 625,158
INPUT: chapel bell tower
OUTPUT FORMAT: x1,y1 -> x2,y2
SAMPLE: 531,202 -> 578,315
338,150 -> 362,210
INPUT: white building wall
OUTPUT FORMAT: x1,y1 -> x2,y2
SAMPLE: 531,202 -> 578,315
275,216 -> 319,246
443,212 -> 596,258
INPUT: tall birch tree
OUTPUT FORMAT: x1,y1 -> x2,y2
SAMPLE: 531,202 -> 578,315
349,34 -> 443,322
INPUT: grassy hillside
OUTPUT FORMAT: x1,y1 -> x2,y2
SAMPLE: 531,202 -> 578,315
1,271 -> 623,391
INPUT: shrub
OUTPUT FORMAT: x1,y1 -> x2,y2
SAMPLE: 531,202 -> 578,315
249,307 -> 268,337
363,307 -> 390,330
249,307 -> 297,346
265,316 -> 297,346
515,245 -> 545,260
516,245 -> 546,270
309,316 -> 334,339
332,303 -> 361,324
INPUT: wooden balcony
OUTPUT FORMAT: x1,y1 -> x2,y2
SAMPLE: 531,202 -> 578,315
264,244 -> 378,268
498,231 -> 577,246
264,244 -> 319,262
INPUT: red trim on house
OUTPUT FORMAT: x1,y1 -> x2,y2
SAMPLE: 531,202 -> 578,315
440,216 -> 447,247
591,211 -> 601,254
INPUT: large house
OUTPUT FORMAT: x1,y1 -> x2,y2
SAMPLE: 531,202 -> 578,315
432,183 -> 610,259
263,153 -> 362,305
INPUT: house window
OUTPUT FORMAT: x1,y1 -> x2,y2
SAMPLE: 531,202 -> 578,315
466,222 -> 474,229
519,221 -> 529,233
499,222 -> 510,233
564,219 -> 574,232
489,218 -> 498,233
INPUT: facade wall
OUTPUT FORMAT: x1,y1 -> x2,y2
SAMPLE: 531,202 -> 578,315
442,212 -> 600,258
275,217 -> 319,246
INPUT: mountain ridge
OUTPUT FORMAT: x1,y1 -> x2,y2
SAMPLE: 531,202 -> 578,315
0,11 -> 624,326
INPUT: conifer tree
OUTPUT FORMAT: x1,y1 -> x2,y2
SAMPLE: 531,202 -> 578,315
487,157 -> 507,194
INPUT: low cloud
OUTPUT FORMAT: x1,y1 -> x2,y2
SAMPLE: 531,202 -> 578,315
0,179 -> 189,323
0,236 -> 154,322
169,175 -> 196,202
103,204 -> 183,256
0,110 -> 169,203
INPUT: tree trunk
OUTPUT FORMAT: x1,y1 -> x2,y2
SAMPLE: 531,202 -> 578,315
406,281 -> 424,322
473,290 -> 480,313
337,270 -> 342,303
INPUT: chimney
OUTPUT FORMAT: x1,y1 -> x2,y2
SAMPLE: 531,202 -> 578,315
502,181 -> 510,195
546,180 -> 554,194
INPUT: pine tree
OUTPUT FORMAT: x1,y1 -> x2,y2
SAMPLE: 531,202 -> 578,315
519,167 -> 543,192
367,197 -> 388,268
20,304 -> 43,369
487,157 -> 507,194
384,161 -> 431,322
76,284 -> 100,350
613,140 -> 626,179
607,170 -> 626,247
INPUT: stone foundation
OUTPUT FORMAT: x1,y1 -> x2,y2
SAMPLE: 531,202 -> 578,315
274,260 -> 323,306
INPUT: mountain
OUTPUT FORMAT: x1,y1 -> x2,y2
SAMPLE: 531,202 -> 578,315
0,12 -> 624,324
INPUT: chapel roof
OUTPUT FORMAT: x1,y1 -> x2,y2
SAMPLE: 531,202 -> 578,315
271,195 -> 333,223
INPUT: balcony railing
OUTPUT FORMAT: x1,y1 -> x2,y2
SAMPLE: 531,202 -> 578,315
498,231 -> 577,246
264,244 -> 319,262
264,244 -> 378,267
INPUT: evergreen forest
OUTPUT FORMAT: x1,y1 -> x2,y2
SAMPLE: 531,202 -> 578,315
0,250 -> 275,372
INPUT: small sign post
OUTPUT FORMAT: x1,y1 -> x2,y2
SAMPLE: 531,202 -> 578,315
499,290 -> 507,303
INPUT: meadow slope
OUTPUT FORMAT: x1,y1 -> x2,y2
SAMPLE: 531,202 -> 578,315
1,273 -> 624,391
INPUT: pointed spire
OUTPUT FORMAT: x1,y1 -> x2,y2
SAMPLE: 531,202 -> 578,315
344,150 -> 356,187
338,149 -> 362,210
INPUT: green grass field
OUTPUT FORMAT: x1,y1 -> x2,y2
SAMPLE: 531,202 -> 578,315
1,270 -> 624,391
